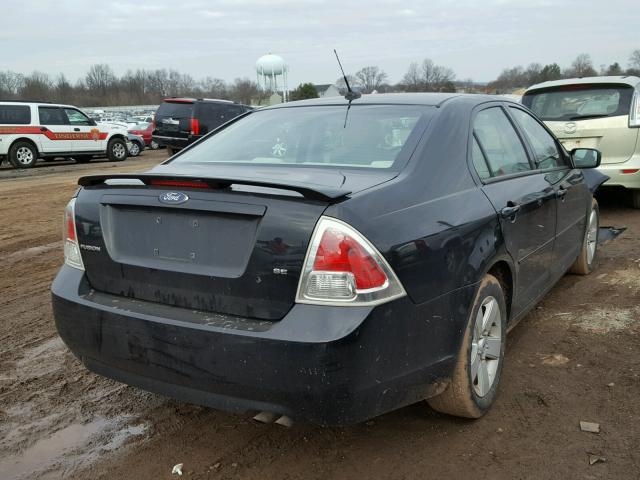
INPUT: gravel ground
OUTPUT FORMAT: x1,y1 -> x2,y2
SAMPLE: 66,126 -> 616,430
0,151 -> 638,479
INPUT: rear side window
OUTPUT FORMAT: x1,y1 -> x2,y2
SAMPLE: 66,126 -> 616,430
38,107 -> 67,125
473,107 -> 531,178
195,103 -> 245,128
0,105 -> 31,124
523,85 -> 634,121
509,108 -> 566,169
157,102 -> 194,119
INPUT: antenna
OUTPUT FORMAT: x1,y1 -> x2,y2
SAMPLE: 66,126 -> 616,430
334,49 -> 361,101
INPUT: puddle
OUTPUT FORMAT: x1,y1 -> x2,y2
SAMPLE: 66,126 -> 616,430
0,416 -> 147,480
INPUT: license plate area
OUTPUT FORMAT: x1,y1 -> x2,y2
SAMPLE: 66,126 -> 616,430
101,205 -> 259,277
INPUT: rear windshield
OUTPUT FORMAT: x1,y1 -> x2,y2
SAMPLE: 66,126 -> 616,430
157,101 -> 193,118
0,105 -> 31,124
171,105 -> 431,170
523,84 -> 634,121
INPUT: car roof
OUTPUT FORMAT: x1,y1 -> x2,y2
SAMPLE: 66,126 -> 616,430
525,75 -> 640,93
263,92 -> 509,109
0,100 -> 79,109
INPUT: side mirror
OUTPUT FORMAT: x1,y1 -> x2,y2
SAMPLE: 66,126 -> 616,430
571,148 -> 601,169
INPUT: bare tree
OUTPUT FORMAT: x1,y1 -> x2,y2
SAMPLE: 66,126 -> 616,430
629,49 -> 640,74
354,66 -> 388,93
85,64 -> 116,97
335,75 -> 357,95
567,54 -> 597,78
228,78 -> 262,105
401,62 -> 421,91
20,72 -> 53,100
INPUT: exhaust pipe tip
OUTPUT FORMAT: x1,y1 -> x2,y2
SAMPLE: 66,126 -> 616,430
275,415 -> 294,428
252,411 -> 279,424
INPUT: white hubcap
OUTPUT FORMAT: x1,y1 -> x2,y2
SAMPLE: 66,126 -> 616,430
471,296 -> 502,397
16,147 -> 34,165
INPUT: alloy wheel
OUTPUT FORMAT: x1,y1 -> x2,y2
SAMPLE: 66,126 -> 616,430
113,142 -> 126,159
586,209 -> 598,264
471,296 -> 502,397
16,147 -> 34,166
129,143 -> 140,156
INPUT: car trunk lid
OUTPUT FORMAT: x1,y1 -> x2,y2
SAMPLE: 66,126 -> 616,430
74,167 -> 396,321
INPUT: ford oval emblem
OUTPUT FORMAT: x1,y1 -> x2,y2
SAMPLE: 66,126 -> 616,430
159,192 -> 189,204
564,122 -> 577,134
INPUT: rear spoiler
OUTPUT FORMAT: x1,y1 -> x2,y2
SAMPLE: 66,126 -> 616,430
77,174 -> 351,202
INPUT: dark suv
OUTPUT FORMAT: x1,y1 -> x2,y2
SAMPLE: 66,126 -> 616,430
152,98 -> 252,154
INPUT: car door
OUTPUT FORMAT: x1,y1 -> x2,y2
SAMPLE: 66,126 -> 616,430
37,106 -> 73,154
508,106 -> 589,277
470,105 -> 557,316
63,108 -> 104,152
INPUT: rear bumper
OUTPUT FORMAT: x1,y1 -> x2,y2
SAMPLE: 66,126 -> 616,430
598,153 -> 640,189
152,135 -> 189,150
52,266 -> 475,425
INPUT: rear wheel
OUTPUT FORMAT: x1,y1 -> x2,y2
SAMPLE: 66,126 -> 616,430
428,274 -> 506,418
150,140 -> 159,150
9,141 -> 38,168
631,190 -> 640,209
569,199 -> 599,275
107,138 -> 127,162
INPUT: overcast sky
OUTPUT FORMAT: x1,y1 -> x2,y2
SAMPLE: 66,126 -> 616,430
0,0 -> 637,86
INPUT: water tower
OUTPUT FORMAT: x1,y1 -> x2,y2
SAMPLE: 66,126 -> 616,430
256,53 -> 289,102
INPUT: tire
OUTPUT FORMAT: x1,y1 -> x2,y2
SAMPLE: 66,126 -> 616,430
631,190 -> 640,209
9,141 -> 38,169
150,140 -> 159,150
107,138 -> 128,162
74,155 -> 93,164
428,274 -> 507,418
166,146 -> 175,156
569,198 -> 599,275
128,141 -> 141,157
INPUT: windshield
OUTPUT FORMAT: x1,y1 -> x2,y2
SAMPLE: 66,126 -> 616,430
171,105 -> 431,170
523,84 -> 634,121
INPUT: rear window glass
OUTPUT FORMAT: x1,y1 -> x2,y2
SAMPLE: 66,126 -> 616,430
157,102 -> 194,118
0,105 -> 31,124
523,85 -> 634,121
172,105 -> 431,170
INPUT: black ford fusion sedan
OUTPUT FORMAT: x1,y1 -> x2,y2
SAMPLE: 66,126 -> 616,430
52,93 -> 603,424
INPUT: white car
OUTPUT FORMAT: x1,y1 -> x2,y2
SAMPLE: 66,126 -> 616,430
0,101 -> 131,168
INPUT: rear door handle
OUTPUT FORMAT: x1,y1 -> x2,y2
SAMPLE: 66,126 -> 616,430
556,187 -> 568,200
500,204 -> 521,220
74,128 -> 81,132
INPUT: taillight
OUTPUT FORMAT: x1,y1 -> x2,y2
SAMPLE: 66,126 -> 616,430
296,217 -> 405,306
63,198 -> 84,270
190,118 -> 200,135
630,90 -> 640,128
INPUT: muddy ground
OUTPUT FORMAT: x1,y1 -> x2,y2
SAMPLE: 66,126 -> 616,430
0,151 -> 638,479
